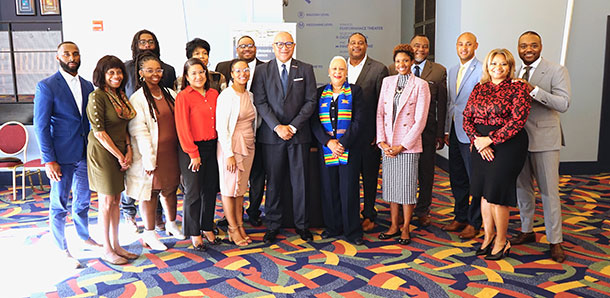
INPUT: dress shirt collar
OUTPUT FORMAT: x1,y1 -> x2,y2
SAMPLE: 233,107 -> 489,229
519,56 -> 542,77
347,55 -> 367,84
412,60 -> 427,75
460,57 -> 474,70
59,68 -> 80,84
276,58 -> 293,76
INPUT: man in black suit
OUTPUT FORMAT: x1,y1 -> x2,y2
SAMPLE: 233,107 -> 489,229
346,32 -> 389,232
215,36 -> 265,226
252,31 -> 317,243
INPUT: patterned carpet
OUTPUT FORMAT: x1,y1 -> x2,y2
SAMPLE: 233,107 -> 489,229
1,169 -> 609,297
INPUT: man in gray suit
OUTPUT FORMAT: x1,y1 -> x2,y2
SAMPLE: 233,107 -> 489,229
442,32 -> 483,239
346,32 -> 389,232
512,31 -> 571,263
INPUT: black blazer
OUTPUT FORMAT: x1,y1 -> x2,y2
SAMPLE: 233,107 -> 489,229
310,84 -> 364,150
216,58 -> 264,87
352,57 -> 389,144
252,59 -> 317,144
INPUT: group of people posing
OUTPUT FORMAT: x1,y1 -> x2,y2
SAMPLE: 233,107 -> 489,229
33,28 -> 570,267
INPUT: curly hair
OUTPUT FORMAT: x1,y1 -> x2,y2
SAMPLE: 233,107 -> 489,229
392,43 -> 415,61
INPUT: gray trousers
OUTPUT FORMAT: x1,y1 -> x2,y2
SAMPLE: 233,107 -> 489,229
516,150 -> 563,244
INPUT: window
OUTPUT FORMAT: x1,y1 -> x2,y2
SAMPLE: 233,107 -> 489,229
0,22 -> 62,103
414,0 -> 436,61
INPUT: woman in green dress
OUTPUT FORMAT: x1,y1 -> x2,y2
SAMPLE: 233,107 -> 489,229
87,55 -> 138,265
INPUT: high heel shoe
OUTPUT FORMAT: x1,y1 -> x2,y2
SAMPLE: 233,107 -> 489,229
202,231 -> 221,245
165,221 -> 186,240
228,226 -> 248,247
485,240 -> 511,260
476,235 -> 496,256
238,225 -> 252,243
142,229 -> 167,251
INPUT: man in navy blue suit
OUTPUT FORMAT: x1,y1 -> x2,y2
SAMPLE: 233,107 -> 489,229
34,41 -> 99,268
252,32 -> 317,244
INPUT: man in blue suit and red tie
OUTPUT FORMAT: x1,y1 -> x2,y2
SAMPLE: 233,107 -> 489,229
34,41 -> 100,268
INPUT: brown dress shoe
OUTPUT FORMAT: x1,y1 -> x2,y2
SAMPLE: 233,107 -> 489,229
550,243 -> 566,263
458,225 -> 480,239
442,220 -> 467,231
510,231 -> 536,245
361,218 -> 375,232
418,214 -> 431,227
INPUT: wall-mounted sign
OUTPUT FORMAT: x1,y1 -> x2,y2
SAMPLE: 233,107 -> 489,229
15,0 -> 36,15
92,20 -> 103,32
40,0 -> 61,15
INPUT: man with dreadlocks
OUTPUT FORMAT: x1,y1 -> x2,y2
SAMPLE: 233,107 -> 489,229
121,29 -> 177,232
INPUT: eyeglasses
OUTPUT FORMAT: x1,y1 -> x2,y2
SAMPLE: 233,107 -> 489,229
142,68 -> 164,75
232,68 -> 250,74
138,39 -> 155,46
188,70 -> 206,76
274,42 -> 295,49
237,43 -> 255,49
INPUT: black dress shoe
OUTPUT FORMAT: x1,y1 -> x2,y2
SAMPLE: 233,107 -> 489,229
351,238 -> 364,245
511,231 -> 535,245
378,231 -> 400,240
476,236 -> 496,256
248,216 -> 263,227
263,229 -> 280,244
321,230 -> 340,239
295,228 -> 313,241
485,241 -> 511,260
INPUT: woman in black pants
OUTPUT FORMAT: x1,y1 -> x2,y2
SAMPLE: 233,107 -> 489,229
175,58 -> 220,251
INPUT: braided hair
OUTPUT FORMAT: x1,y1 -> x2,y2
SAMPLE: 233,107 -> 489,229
135,51 -> 174,122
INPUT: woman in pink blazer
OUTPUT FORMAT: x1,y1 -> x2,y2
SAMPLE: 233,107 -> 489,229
376,44 -> 430,245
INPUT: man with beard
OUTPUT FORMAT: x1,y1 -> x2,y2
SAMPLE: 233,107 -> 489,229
34,41 -> 100,268
513,31 -> 571,263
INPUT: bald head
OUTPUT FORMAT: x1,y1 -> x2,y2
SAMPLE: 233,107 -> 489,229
273,31 -> 295,63
456,32 -> 478,64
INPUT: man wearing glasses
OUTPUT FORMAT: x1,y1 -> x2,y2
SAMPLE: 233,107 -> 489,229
121,29 -> 177,233
252,32 -> 317,244
216,36 -> 266,227
124,29 -> 176,98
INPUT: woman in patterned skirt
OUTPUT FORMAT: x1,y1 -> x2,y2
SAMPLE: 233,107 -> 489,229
376,44 -> 430,245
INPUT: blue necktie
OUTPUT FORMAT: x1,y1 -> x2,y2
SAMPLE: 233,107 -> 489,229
281,64 -> 288,96
414,65 -> 420,77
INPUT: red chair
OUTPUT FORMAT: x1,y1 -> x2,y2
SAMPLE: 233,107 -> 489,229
0,121 -> 44,200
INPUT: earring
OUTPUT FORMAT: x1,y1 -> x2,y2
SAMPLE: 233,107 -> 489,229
139,76 -> 144,81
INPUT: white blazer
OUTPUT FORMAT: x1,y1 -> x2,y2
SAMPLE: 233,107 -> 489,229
125,87 -> 177,201
215,87 -> 259,158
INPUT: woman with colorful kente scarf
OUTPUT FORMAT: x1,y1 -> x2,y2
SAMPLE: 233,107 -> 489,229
376,44 -> 430,245
311,56 -> 365,245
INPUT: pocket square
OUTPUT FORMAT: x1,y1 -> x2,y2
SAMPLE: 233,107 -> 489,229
293,78 -> 304,81
427,81 -> 435,84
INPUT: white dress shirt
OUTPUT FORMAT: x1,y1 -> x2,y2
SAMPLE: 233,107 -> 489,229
246,59 -> 257,91
59,68 -> 83,115
519,56 -> 542,98
348,55 -> 367,84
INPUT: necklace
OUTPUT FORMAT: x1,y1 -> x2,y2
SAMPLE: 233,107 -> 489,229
151,91 -> 163,100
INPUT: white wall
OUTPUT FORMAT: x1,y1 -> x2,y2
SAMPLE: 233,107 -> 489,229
436,0 -> 604,163
60,0 -> 188,81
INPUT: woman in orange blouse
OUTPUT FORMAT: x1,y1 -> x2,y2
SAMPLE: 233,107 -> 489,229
175,58 -> 220,251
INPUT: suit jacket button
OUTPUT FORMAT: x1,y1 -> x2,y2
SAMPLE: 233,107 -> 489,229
407,113 -> 410,115
403,124 -> 407,126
